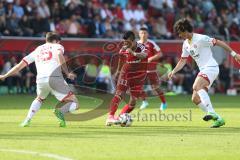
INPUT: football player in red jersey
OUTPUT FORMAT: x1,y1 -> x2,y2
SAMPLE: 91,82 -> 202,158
106,31 -> 147,126
137,27 -> 167,111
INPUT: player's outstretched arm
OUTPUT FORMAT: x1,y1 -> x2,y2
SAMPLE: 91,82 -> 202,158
126,48 -> 147,59
137,52 -> 147,59
114,54 -> 125,82
168,58 -> 187,79
215,40 -> 240,63
0,60 -> 27,81
116,57 -> 124,73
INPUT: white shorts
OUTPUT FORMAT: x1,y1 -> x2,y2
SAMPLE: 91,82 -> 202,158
37,77 -> 72,102
198,66 -> 219,89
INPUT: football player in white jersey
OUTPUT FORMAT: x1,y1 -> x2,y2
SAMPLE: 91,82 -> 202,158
168,19 -> 240,128
0,32 -> 79,127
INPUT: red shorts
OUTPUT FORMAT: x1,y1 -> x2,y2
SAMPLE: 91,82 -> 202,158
145,71 -> 159,85
116,70 -> 146,98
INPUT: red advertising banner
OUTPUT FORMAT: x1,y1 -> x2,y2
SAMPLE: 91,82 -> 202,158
0,38 -> 182,55
0,37 -> 239,67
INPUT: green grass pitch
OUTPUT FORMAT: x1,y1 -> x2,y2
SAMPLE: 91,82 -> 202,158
0,94 -> 240,160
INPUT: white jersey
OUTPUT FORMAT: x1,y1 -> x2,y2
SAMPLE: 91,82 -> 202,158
23,43 -> 64,83
181,33 -> 218,70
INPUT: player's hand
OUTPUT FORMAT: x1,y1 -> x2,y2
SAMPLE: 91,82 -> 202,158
234,54 -> 240,63
67,72 -> 77,80
122,45 -> 129,50
168,71 -> 174,80
0,75 -> 6,81
137,52 -> 147,59
126,48 -> 133,54
148,58 -> 153,63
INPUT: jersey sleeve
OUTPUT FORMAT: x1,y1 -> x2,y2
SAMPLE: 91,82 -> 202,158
56,44 -> 64,54
200,35 -> 217,47
152,41 -> 161,52
181,42 -> 190,58
22,50 -> 36,65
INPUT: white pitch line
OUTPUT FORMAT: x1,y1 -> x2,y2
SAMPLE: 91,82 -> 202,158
0,149 -> 74,160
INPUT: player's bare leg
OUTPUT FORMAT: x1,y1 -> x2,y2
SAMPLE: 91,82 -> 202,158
20,96 -> 44,127
141,72 -> 167,111
192,76 -> 225,128
54,94 -> 79,127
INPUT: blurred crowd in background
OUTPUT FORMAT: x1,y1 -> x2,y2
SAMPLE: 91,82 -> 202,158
0,0 -> 239,95
0,53 -> 234,95
0,0 -> 240,40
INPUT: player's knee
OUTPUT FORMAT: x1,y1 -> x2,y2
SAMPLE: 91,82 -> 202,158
115,90 -> 124,98
193,83 -> 208,92
191,94 -> 196,103
156,88 -> 164,95
113,92 -> 121,99
191,93 -> 200,105
153,86 -> 162,94
151,84 -> 159,90
129,101 -> 136,107
192,84 -> 198,91
129,98 -> 136,107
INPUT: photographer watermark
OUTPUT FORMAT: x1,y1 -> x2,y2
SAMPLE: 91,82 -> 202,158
131,110 -> 192,122
46,41 -> 170,121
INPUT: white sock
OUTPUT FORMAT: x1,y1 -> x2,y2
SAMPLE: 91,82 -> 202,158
143,100 -> 148,104
59,102 -> 78,114
26,99 -> 42,121
197,89 -> 215,113
69,102 -> 77,113
197,102 -> 207,113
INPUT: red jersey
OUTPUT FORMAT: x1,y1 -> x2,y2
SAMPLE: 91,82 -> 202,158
119,42 -> 147,73
116,42 -> 147,98
137,39 -> 161,71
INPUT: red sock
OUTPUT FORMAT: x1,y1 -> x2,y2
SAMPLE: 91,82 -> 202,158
158,90 -> 166,103
120,104 -> 135,114
109,95 -> 121,116
127,106 -> 134,113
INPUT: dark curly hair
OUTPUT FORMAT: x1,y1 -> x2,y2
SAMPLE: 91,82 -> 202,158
122,31 -> 135,41
174,18 -> 193,35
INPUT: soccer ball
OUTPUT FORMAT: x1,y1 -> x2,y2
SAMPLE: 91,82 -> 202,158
119,113 -> 133,127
